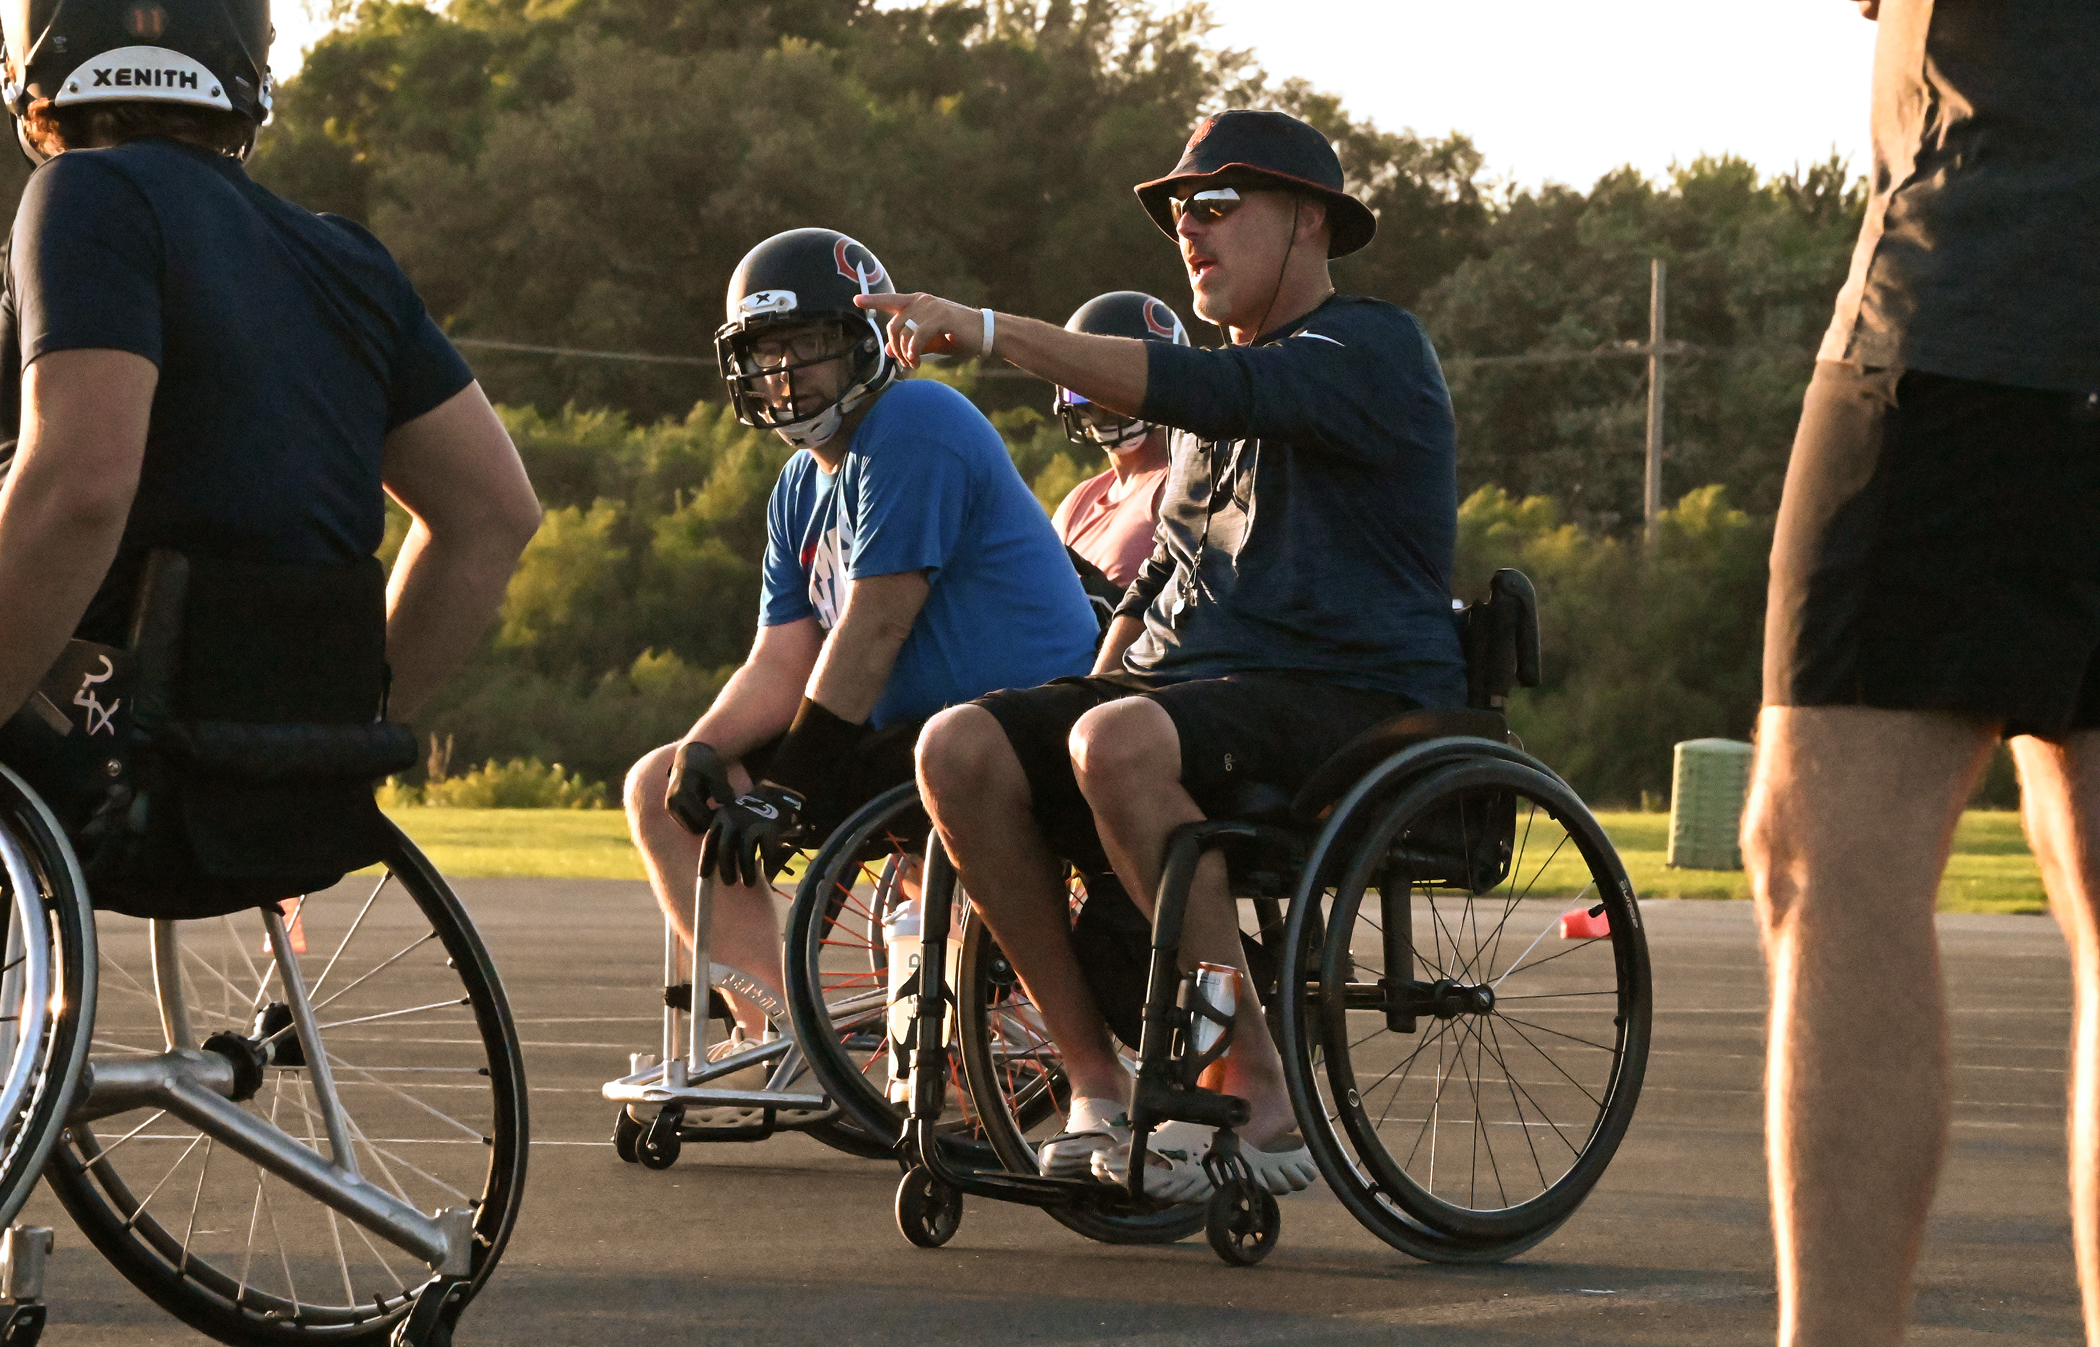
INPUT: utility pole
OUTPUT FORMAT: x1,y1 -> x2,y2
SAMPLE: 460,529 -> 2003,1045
1644,257 -> 1666,546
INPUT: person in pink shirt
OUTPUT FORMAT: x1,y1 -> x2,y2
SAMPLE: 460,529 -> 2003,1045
1049,292 -> 1190,610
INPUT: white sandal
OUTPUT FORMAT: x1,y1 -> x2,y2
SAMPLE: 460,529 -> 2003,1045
1036,1097 -> 1131,1178
1088,1120 -> 1217,1202
1244,1132 -> 1319,1194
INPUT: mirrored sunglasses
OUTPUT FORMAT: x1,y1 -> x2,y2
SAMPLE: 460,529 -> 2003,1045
1169,187 -> 1246,227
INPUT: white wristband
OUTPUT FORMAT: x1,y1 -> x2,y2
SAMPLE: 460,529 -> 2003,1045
980,307 -> 996,359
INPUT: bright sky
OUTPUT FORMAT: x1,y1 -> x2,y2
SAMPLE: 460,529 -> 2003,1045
270,0 -> 1882,190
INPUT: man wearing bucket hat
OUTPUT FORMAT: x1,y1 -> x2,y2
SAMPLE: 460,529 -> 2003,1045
865,109 -> 1465,1199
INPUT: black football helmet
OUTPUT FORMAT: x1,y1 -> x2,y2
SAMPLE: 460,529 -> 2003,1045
1054,291 -> 1189,449
716,227 -> 898,450
2,0 -> 272,161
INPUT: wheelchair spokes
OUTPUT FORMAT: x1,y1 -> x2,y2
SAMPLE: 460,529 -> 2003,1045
49,840 -> 527,1341
1289,757 -> 1650,1258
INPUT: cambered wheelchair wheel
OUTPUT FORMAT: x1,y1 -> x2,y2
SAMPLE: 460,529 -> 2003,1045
0,767 -> 97,1228
956,916 -> 1205,1246
1278,752 -> 1651,1263
786,784 -> 996,1147
46,822 -> 528,1345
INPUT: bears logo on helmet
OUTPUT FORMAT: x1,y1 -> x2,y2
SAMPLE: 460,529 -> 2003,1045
1054,290 -> 1192,449
833,235 -> 886,289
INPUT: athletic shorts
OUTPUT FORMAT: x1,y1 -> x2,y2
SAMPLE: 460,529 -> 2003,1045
974,670 -> 1419,874
1764,361 -> 2100,739
743,719 -> 922,840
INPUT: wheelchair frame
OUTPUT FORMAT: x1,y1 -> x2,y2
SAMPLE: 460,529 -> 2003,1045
600,867 -> 887,1163
0,763 -> 528,1347
866,569 -> 1652,1265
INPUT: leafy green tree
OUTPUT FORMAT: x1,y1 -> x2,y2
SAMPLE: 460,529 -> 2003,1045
1421,155 -> 1862,529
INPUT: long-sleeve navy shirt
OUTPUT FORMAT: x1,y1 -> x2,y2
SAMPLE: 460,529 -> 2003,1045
1114,293 -> 1467,707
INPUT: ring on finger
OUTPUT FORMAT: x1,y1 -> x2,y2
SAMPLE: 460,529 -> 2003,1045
903,318 -> 919,332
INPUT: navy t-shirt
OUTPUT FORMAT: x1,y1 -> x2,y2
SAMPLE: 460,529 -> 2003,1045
1117,294 -> 1467,706
0,138 -> 473,641
761,379 -> 1099,728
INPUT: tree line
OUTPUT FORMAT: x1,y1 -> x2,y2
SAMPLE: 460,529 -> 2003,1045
0,1 -> 1922,804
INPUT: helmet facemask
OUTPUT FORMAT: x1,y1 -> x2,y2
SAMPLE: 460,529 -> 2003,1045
718,314 -> 892,450
1055,389 -> 1151,452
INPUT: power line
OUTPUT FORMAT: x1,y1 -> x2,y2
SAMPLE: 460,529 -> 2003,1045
451,337 -> 716,368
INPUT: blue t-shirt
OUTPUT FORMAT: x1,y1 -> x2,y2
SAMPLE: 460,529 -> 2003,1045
0,138 -> 474,642
760,379 -> 1098,728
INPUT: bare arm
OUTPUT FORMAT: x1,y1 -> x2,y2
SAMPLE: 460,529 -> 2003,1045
853,292 -> 1151,418
1092,614 -> 1144,676
381,383 -> 541,720
808,570 -> 932,722
0,349 -> 156,719
687,616 -> 824,762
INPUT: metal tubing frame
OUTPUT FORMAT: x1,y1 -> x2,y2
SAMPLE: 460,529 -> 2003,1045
69,1052 -> 463,1270
687,872 -> 713,1075
69,912 -> 469,1273
259,906 -> 359,1178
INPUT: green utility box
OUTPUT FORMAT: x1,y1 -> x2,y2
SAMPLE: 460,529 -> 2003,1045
1667,738 -> 1755,870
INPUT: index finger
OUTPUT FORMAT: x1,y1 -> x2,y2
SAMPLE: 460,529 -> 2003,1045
854,292 -> 915,312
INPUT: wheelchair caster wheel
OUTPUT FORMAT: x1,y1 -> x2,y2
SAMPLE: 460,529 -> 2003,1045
894,1166 -> 962,1248
639,1104 -> 683,1170
613,1108 -> 643,1164
1206,1180 -> 1279,1266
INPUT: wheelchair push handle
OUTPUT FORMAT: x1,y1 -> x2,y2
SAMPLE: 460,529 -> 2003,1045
1462,568 -> 1541,710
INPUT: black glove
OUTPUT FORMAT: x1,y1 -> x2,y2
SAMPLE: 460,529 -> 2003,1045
700,783 -> 806,889
665,741 -> 739,837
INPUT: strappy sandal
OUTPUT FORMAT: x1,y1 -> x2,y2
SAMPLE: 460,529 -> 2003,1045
1036,1098 -> 1131,1178
1089,1120 -> 1218,1202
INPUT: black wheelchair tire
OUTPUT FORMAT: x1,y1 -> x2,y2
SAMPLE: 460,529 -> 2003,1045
1278,752 -> 1651,1263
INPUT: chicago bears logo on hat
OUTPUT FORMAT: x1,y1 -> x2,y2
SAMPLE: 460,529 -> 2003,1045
1143,299 -> 1181,341
833,236 -> 886,288
1185,116 -> 1217,152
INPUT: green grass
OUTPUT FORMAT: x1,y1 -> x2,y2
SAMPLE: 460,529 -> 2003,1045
377,805 -> 2051,915
379,807 -> 645,880
1593,809 -> 2047,915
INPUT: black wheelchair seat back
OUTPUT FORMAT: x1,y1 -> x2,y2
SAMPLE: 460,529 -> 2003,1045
0,548 -> 417,919
1202,568 -> 1543,897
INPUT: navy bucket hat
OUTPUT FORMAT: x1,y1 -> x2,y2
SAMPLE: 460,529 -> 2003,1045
1134,109 -> 1377,258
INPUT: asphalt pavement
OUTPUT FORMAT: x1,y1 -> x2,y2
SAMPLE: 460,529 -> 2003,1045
15,880 -> 2083,1345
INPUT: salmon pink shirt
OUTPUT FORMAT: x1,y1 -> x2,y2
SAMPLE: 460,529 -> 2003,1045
1052,465 -> 1169,589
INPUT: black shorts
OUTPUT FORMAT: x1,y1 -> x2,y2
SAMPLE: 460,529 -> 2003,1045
744,719 -> 922,839
1765,362 -> 2100,739
975,671 -> 1418,873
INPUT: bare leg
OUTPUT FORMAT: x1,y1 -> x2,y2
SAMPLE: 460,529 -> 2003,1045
624,743 -> 783,1039
1070,697 -> 1293,1146
2008,731 -> 2100,1347
1742,705 -> 1994,1347
916,707 -> 1128,1102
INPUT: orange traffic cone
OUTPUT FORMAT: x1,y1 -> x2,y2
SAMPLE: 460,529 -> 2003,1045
1559,904 -> 1611,940
262,900 -> 308,956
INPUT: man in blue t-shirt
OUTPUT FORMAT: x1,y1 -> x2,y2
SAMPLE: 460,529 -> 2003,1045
622,228 -> 1097,1058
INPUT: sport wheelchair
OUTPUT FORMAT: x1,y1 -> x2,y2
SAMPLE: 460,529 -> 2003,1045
0,552 -> 527,1346
600,758 -> 1028,1171
787,570 -> 1652,1265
